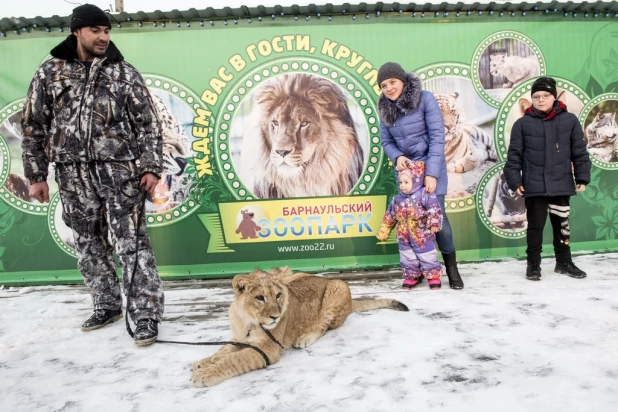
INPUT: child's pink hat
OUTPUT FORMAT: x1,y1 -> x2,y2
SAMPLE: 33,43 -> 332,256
398,169 -> 414,181
398,160 -> 425,181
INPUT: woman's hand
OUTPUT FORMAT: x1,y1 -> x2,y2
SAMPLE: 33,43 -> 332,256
430,226 -> 440,234
424,176 -> 437,194
396,156 -> 410,171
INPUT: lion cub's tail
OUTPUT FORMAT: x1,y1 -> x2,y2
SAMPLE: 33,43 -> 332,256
352,299 -> 409,313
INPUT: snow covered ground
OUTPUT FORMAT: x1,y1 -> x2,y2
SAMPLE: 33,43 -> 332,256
1,253 -> 617,412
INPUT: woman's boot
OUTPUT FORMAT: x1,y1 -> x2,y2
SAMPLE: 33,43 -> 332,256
442,252 -> 464,289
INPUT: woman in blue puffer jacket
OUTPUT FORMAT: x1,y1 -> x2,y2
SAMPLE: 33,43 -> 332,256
377,62 -> 464,290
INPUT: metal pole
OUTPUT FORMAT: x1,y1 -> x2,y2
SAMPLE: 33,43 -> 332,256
115,0 -> 124,12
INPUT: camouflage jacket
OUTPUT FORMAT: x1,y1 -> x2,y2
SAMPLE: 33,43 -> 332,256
21,35 -> 162,184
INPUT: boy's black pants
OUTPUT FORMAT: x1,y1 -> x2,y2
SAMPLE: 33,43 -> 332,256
525,196 -> 571,264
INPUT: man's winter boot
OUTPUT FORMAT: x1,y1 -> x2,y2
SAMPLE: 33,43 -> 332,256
81,309 -> 123,332
442,252 -> 464,289
555,262 -> 587,279
526,261 -> 542,281
134,319 -> 159,346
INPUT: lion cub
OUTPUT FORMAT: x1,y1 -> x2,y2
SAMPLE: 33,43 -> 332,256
191,267 -> 409,387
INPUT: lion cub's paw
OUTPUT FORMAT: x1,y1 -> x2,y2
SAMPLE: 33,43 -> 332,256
191,367 -> 224,387
293,332 -> 321,349
191,356 -> 218,372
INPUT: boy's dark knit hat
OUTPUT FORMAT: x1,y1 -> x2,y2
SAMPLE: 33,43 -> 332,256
531,77 -> 557,98
377,62 -> 407,86
70,4 -> 111,32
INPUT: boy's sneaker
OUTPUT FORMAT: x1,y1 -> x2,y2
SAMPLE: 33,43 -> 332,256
555,262 -> 587,279
81,309 -> 123,332
402,277 -> 422,290
428,279 -> 441,290
134,319 -> 159,346
526,261 -> 542,281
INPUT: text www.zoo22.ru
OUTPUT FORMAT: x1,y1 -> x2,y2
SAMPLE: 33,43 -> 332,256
277,242 -> 335,253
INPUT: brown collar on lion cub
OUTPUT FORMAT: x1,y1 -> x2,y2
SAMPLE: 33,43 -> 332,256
191,266 -> 409,387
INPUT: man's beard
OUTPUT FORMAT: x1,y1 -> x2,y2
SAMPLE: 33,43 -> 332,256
82,43 -> 108,59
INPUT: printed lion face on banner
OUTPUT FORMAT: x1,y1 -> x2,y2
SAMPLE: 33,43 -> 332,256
236,73 -> 365,199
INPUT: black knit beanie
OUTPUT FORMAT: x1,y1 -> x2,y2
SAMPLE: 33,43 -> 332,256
377,62 -> 407,86
70,4 -> 111,32
531,77 -> 557,98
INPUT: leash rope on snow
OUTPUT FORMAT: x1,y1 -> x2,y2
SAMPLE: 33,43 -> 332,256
120,175 -> 145,341
157,327 -> 284,367
121,177 -> 283,366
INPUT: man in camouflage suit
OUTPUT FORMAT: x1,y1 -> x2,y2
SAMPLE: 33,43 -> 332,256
21,4 -> 164,346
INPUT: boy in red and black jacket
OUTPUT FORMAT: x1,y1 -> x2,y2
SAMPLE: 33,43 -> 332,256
504,77 -> 591,281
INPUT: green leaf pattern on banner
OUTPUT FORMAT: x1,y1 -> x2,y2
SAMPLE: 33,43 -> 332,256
0,202 -> 16,235
0,202 -> 15,271
185,158 -> 233,212
581,169 -> 618,241
373,157 -> 398,201
604,48 -> 618,81
606,81 -> 618,93
592,209 -> 618,240
574,58 -> 592,89
586,76 -> 603,97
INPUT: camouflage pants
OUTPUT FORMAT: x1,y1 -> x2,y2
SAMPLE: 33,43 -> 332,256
55,161 -> 164,322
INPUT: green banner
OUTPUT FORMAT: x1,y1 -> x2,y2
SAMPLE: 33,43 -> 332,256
1,16 -> 617,285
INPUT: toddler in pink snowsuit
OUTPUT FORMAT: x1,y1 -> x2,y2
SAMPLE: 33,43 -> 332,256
377,161 -> 444,289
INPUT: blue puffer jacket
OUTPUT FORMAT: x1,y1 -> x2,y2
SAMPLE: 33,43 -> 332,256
378,73 -> 448,196
503,101 -> 591,197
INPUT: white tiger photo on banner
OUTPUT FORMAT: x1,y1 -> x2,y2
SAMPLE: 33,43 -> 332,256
477,37 -> 541,103
423,76 -> 498,199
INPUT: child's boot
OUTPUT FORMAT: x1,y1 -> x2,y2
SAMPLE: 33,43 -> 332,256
425,267 -> 443,290
402,266 -> 422,289
428,279 -> 441,290
402,277 -> 422,289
